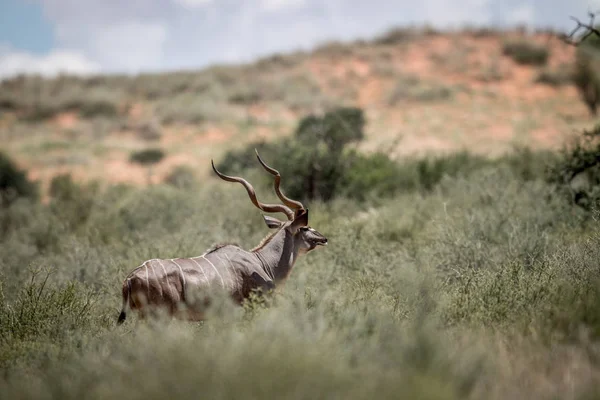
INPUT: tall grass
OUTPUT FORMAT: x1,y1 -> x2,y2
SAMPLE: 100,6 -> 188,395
0,154 -> 599,398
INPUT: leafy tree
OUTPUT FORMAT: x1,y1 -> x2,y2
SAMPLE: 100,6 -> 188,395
547,124 -> 600,209
0,151 -> 38,206
129,148 -> 166,184
562,14 -> 600,115
216,107 -> 367,202
573,32 -> 600,116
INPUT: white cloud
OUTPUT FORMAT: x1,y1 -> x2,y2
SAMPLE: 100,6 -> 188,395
421,0 -> 492,27
508,3 -> 535,25
14,0 -> 590,77
173,0 -> 212,8
90,22 -> 168,73
260,0 -> 306,12
0,46 -> 100,79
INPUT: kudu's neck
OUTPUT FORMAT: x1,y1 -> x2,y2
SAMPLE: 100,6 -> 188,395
254,228 -> 300,283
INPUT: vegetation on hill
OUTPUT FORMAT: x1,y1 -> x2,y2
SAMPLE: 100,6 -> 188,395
573,26 -> 600,115
0,151 -> 38,206
502,40 -> 550,66
0,27 -> 587,193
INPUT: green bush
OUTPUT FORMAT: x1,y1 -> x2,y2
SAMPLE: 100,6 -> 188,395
388,75 -> 455,104
499,147 -> 557,182
373,27 -> 417,45
535,65 -> 573,87
502,40 -> 549,66
216,109 -> 506,203
0,75 -> 123,122
74,94 -> 120,119
339,151 -> 403,201
410,152 -> 489,191
49,174 -> 98,230
0,268 -> 101,369
0,151 -> 38,206
215,140 -> 277,174
0,269 -> 95,342
129,148 -> 165,166
295,106 -> 365,152
573,29 -> 600,116
164,165 -> 199,190
216,107 -> 366,202
546,124 -> 600,209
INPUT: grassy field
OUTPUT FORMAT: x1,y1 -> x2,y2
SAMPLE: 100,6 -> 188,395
2,27 -> 600,399
1,153 -> 600,399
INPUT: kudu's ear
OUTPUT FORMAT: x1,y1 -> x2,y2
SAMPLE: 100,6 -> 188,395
291,209 -> 309,231
263,215 -> 284,229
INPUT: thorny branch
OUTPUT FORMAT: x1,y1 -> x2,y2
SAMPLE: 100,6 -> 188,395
561,11 -> 600,46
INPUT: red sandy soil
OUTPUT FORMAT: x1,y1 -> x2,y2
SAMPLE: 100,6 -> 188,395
2,30 -> 591,192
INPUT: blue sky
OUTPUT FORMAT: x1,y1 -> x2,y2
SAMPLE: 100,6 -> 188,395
1,0 -> 54,53
0,0 -> 597,78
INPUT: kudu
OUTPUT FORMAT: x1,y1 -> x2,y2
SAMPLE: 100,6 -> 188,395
117,150 -> 328,324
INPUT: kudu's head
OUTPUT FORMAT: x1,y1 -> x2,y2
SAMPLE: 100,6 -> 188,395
211,150 -> 328,254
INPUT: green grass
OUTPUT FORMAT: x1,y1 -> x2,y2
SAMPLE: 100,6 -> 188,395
0,150 -> 599,399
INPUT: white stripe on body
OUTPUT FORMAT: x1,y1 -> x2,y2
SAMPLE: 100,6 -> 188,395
144,262 -> 150,299
133,258 -> 159,274
169,259 -> 187,299
156,259 -> 176,299
149,261 -> 163,299
189,258 -> 210,284
215,255 -> 233,290
201,255 -> 225,288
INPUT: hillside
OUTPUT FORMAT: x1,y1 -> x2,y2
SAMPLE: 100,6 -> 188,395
0,27 -> 587,193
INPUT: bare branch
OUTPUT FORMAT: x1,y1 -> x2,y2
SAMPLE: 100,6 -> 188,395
562,11 -> 600,46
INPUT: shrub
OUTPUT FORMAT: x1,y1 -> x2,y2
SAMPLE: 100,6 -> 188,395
228,88 -> 262,105
0,269 -> 95,343
0,76 -> 124,122
217,109 -> 496,203
164,165 -> 198,190
48,174 -> 98,230
0,152 -> 38,206
535,65 -> 573,87
573,29 -> 600,116
155,93 -> 231,124
373,27 -> 417,45
0,268 -> 99,369
502,40 -> 549,66
76,94 -> 120,118
216,107 -> 366,202
295,106 -> 365,152
546,125 -> 600,209
499,147 -> 557,182
130,148 -> 166,185
388,75 -> 455,104
410,152 -> 489,191
128,119 -> 163,142
129,148 -> 165,166
338,151 -> 403,201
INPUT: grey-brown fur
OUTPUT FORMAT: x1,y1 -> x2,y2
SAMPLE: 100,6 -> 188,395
205,242 -> 240,254
117,151 -> 328,324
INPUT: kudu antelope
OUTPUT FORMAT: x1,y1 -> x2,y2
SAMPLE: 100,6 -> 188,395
117,151 -> 328,324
